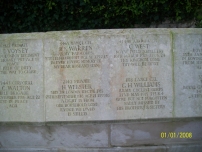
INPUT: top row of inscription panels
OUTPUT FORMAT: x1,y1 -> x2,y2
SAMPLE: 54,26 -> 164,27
0,29 -> 201,122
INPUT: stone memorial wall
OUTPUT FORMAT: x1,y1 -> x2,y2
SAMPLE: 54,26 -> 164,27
0,29 -> 202,122
0,29 -> 202,152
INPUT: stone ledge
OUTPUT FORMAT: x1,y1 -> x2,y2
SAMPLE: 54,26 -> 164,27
0,120 -> 201,148
0,143 -> 202,152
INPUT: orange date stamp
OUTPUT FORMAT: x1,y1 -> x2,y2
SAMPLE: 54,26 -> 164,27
160,132 -> 192,138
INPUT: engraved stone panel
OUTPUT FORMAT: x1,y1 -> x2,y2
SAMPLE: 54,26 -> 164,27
45,29 -> 173,121
0,36 -> 44,122
45,31 -> 112,121
110,31 -> 173,120
173,30 -> 202,117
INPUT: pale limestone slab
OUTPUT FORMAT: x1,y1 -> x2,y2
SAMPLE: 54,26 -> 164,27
109,30 -> 173,120
45,29 -> 173,121
0,38 -> 44,122
45,32 -> 112,121
173,31 -> 202,117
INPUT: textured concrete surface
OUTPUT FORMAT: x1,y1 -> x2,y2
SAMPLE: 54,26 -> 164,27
0,120 -> 201,150
111,120 -> 202,146
167,143 -> 202,152
0,124 -> 108,148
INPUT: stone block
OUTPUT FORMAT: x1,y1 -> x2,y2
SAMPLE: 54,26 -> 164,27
0,124 -> 108,148
173,29 -> 202,117
167,143 -> 202,152
0,33 -> 44,122
111,120 -> 202,146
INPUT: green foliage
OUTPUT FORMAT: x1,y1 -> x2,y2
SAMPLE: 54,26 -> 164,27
195,7 -> 202,27
46,0 -> 56,10
0,0 -> 200,33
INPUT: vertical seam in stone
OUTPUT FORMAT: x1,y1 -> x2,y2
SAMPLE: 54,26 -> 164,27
42,37 -> 45,122
165,144 -> 169,152
108,124 -> 111,147
170,31 -> 175,118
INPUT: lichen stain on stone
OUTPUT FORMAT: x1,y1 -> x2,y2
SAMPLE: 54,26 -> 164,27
110,58 -> 126,118
148,66 -> 153,80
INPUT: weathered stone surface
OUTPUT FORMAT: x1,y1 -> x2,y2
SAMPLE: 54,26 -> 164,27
173,29 -> 202,117
0,33 -> 44,122
0,124 -> 108,148
44,31 -> 113,121
45,29 -> 173,121
167,144 -> 202,152
111,120 -> 202,146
